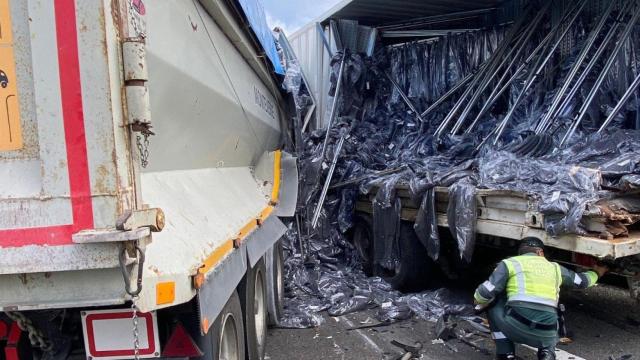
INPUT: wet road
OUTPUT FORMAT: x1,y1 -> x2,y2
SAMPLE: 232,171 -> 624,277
266,284 -> 640,360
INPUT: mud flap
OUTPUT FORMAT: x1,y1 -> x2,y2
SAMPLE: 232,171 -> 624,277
197,244 -> 247,335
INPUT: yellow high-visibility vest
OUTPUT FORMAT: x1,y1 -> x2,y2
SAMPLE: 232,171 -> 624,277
503,255 -> 563,308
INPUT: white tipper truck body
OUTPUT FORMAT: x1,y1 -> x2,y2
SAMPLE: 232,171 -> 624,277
0,0 -> 296,358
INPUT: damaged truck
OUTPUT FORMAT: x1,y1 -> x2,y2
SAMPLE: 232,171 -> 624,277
285,0 -> 640,298
0,0 -> 297,359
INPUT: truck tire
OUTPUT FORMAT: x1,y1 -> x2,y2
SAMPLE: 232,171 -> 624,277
374,220 -> 432,291
238,258 -> 268,360
351,214 -> 375,276
268,240 -> 285,326
209,290 -> 246,360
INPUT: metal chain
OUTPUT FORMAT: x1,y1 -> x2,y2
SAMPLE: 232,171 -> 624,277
4,311 -> 53,352
136,132 -> 150,168
131,296 -> 141,360
128,1 -> 147,38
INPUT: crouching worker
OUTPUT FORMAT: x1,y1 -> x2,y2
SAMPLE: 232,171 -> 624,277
473,237 -> 608,360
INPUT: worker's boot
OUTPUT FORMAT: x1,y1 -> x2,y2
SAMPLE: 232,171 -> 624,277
537,347 -> 556,360
496,353 -> 516,360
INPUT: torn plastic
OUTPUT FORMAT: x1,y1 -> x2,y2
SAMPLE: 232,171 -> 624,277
279,225 -> 477,328
447,178 -> 477,262
414,187 -> 440,261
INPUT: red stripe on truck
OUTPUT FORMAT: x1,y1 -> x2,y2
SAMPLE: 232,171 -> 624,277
0,0 -> 93,247
54,0 -> 94,231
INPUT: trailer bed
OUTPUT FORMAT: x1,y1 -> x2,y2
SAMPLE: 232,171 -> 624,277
356,186 -> 640,260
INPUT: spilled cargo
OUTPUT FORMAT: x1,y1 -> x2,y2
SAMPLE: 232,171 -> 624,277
279,0 -> 640,330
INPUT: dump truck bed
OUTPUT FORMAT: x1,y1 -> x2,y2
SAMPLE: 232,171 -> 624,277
0,0 -> 291,315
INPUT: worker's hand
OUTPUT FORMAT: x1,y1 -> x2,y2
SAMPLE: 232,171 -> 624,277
592,263 -> 609,277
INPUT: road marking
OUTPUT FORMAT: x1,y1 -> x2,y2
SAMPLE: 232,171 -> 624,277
339,316 -> 383,353
522,345 -> 585,360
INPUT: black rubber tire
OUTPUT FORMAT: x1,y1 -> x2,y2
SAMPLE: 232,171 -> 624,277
207,291 -> 246,360
350,214 -> 375,276
374,220 -> 432,292
268,240 -> 285,326
238,258 -> 268,360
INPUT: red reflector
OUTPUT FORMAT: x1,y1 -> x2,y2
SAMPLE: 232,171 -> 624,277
162,323 -> 203,357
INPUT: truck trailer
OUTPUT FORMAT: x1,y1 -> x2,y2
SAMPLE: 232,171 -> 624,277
288,0 -> 640,297
0,0 -> 296,359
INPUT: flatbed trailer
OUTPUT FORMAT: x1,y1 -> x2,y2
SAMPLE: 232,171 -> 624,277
353,185 -> 640,298
356,186 -> 640,260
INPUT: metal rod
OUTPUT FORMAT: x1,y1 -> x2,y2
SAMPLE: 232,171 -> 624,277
492,0 -> 587,145
316,22 -> 334,57
384,72 -> 425,122
560,5 -> 640,146
420,72 -> 474,118
539,0 -> 633,134
464,7 -> 560,134
311,133 -> 346,228
534,0 -> 617,134
598,72 -> 640,133
450,2 -> 550,135
433,6 -> 533,139
320,55 -> 346,160
301,103 -> 316,133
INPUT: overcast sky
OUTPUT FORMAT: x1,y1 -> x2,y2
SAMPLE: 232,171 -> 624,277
262,0 -> 342,35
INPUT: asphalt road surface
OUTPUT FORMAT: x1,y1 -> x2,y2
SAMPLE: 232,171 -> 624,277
266,284 -> 640,360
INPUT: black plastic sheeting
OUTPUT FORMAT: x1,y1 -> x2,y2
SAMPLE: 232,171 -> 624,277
278,2 -> 640,329
278,226 -> 474,329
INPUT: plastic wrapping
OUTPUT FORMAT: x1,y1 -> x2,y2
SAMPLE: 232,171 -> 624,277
447,178 -> 477,262
279,226 -> 477,328
414,187 -> 440,261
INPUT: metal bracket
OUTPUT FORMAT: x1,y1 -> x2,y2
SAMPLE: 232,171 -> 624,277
117,208 -> 165,232
72,227 -> 151,244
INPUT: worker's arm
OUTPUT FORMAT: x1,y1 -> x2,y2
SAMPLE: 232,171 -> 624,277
559,263 -> 608,289
474,261 -> 509,305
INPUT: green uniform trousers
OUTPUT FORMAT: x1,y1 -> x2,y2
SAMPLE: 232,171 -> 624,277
487,296 -> 559,354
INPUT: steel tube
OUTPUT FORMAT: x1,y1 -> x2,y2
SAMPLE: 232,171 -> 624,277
598,72 -> 640,133
450,3 -> 549,135
433,6 -> 533,139
465,18 -> 562,134
311,133 -> 346,228
492,0 -> 587,145
539,0 -> 633,134
560,5 -> 640,146
534,0 -> 617,134
420,72 -> 474,118
385,72 -> 425,122
320,55 -> 346,160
